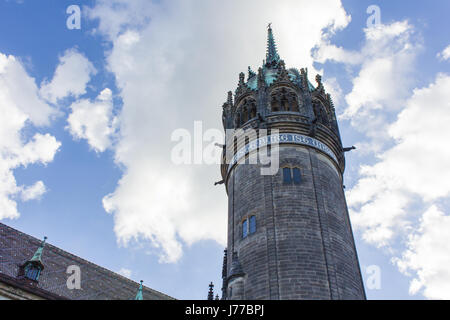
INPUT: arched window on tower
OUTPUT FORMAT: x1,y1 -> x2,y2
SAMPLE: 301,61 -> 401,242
283,167 -> 292,184
250,102 -> 257,119
270,87 -> 299,113
271,95 -> 280,112
242,219 -> 248,238
288,92 -> 299,112
293,168 -> 301,184
234,113 -> 240,128
312,100 -> 330,126
249,216 -> 256,234
236,98 -> 257,125
242,216 -> 257,238
280,95 -> 288,111
283,167 -> 302,185
241,107 -> 248,125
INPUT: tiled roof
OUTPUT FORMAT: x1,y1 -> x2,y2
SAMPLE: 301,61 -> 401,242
0,223 -> 174,300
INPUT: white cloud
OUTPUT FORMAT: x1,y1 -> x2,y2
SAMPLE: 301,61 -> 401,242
0,54 -> 55,126
67,88 -> 116,152
437,45 -> 450,61
315,21 -> 421,145
347,74 -> 450,299
118,268 -> 132,278
343,22 -> 416,114
15,133 -> 62,167
88,0 -> 351,263
0,53 -> 61,220
323,77 -> 343,113
21,181 -> 47,201
40,48 -> 96,103
348,73 -> 450,247
314,43 -> 362,65
394,206 -> 450,299
315,17 -> 450,298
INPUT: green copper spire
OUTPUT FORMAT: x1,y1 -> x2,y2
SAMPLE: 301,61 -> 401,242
30,236 -> 47,262
135,280 -> 144,300
21,236 -> 47,281
266,23 -> 280,66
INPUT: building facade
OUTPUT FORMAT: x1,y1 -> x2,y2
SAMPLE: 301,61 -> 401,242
219,26 -> 366,300
0,223 -> 173,300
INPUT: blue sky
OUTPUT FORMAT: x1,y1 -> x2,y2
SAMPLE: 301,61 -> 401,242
1,0 -> 450,300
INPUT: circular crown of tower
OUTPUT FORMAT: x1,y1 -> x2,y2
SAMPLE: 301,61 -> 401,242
221,25 -> 345,182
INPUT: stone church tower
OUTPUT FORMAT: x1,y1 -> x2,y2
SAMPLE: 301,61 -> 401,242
219,26 -> 366,300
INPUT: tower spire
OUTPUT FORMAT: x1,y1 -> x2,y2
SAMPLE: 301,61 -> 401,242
207,282 -> 214,300
266,23 -> 280,66
135,280 -> 144,300
30,236 -> 47,263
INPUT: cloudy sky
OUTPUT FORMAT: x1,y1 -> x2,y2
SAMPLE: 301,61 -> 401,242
1,0 -> 449,299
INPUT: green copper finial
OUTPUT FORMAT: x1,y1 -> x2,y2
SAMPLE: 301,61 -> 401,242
135,280 -> 144,300
248,66 -> 256,79
266,23 -> 280,66
30,236 -> 47,262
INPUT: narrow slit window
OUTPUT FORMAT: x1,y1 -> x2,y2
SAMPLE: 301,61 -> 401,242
293,168 -> 301,185
283,167 -> 292,184
249,216 -> 256,234
242,219 -> 248,238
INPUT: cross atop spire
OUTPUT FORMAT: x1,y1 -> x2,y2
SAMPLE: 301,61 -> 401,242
266,24 -> 280,66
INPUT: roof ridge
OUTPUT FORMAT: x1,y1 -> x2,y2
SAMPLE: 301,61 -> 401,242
0,222 -> 175,300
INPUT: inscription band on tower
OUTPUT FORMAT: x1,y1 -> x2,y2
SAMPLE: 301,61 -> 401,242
227,133 -> 339,174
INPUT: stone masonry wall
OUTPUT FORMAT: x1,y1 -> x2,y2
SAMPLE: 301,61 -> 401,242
226,145 -> 365,300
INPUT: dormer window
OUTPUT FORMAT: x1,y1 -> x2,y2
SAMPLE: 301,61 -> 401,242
19,236 -> 47,283
24,263 -> 42,281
